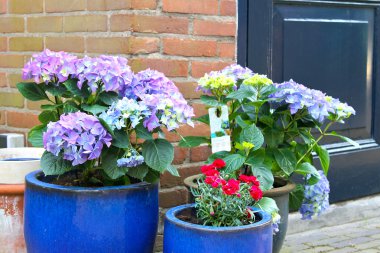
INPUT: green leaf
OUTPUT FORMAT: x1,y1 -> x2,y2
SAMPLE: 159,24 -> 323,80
63,101 -> 80,113
167,165 -> 180,177
63,79 -> 90,98
41,104 -> 62,111
239,125 -> 264,151
101,149 -> 126,179
259,115 -> 274,127
314,144 -> 330,175
200,95 -> 224,107
328,131 -> 360,148
127,164 -> 149,181
223,154 -> 246,173
41,151 -> 71,176
295,162 -> 321,185
81,104 -> 108,115
263,128 -> 284,148
227,85 -> 257,100
45,84 -> 67,96
245,150 -> 274,191
206,151 -> 230,163
99,91 -> 119,105
112,129 -> 130,148
235,115 -> 249,128
178,136 -> 210,148
28,124 -> 47,147
195,114 -> 210,125
289,184 -> 304,211
144,170 -> 160,183
273,148 -> 297,175
255,197 -> 279,214
38,111 -> 58,124
142,139 -> 174,172
16,82 -> 49,101
135,123 -> 153,140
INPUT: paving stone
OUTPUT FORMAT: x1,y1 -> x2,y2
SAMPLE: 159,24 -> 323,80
357,249 -> 380,253
306,235 -> 351,247
327,247 -> 358,253
330,237 -> 374,249
354,239 -> 380,250
303,246 -> 335,252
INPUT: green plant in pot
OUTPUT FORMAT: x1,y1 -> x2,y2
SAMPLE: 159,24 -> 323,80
180,64 -> 356,252
17,49 -> 194,252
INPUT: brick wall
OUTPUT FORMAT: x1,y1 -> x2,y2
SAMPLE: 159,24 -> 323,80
0,0 -> 237,249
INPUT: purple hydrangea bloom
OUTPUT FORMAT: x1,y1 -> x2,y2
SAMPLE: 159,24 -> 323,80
43,112 -> 112,166
300,170 -> 330,220
117,149 -> 144,168
22,49 -> 77,84
75,55 -> 134,93
122,69 -> 194,132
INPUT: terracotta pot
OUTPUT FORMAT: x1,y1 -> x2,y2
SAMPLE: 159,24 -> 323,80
0,184 -> 26,253
0,148 -> 44,253
184,174 -> 296,253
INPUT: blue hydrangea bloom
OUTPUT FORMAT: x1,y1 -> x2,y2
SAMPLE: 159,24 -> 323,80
300,171 -> 330,220
117,149 -> 144,168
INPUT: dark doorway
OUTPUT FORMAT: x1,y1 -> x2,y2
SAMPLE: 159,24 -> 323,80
238,0 -> 380,202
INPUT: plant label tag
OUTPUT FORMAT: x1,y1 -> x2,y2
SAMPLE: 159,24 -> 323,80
209,106 -> 231,153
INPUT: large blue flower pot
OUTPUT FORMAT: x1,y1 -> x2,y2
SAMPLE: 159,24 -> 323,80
164,204 -> 273,253
24,170 -> 158,253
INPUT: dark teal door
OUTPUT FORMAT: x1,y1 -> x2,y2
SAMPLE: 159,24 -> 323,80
238,0 -> 380,202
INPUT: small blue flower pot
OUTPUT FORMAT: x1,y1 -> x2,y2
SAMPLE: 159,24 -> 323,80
24,170 -> 158,253
164,204 -> 273,253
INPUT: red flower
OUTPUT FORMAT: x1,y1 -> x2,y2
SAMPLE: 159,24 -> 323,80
205,176 -> 226,188
239,174 -> 260,186
201,164 -> 219,176
212,158 -> 226,169
222,179 -> 240,195
249,185 -> 263,201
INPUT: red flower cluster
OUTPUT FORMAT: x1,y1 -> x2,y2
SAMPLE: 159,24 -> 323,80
200,159 -> 263,201
239,174 -> 263,201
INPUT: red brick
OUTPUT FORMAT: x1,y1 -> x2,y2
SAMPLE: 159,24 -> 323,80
160,165 -> 200,188
130,58 -> 188,77
0,0 -> 7,14
111,14 -> 188,34
163,38 -> 217,57
0,17 -> 24,33
193,20 -> 236,36
0,54 -> 25,68
0,111 -> 5,125
164,123 -> 209,142
175,81 -> 199,99
0,72 -> 7,87
64,15 -> 107,32
220,0 -> 236,16
46,37 -> 85,53
86,37 -> 159,54
7,111 -> 40,128
218,42 -> 235,58
0,37 -> 7,51
173,146 -> 188,165
159,187 -> 188,208
28,16 -> 63,33
88,0 -> 132,10
7,73 -> 23,88
131,0 -> 157,9
9,37 -> 44,52
191,103 -> 208,118
46,0 -> 86,13
162,0 -> 218,15
191,61 -> 232,78
9,0 -> 43,13
190,145 -> 211,163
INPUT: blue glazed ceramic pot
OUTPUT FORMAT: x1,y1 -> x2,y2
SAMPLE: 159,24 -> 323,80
164,204 -> 273,253
24,170 -> 158,253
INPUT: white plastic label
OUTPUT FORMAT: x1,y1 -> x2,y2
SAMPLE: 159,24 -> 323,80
208,106 -> 231,153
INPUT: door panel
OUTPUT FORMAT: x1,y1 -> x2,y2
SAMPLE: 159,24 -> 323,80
238,0 -> 380,202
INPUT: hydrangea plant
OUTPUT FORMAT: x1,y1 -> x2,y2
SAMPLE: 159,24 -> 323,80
180,64 -> 356,219
18,49 -> 194,186
192,159 -> 279,227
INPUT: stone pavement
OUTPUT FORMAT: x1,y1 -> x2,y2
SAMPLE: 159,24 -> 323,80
281,196 -> 380,253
